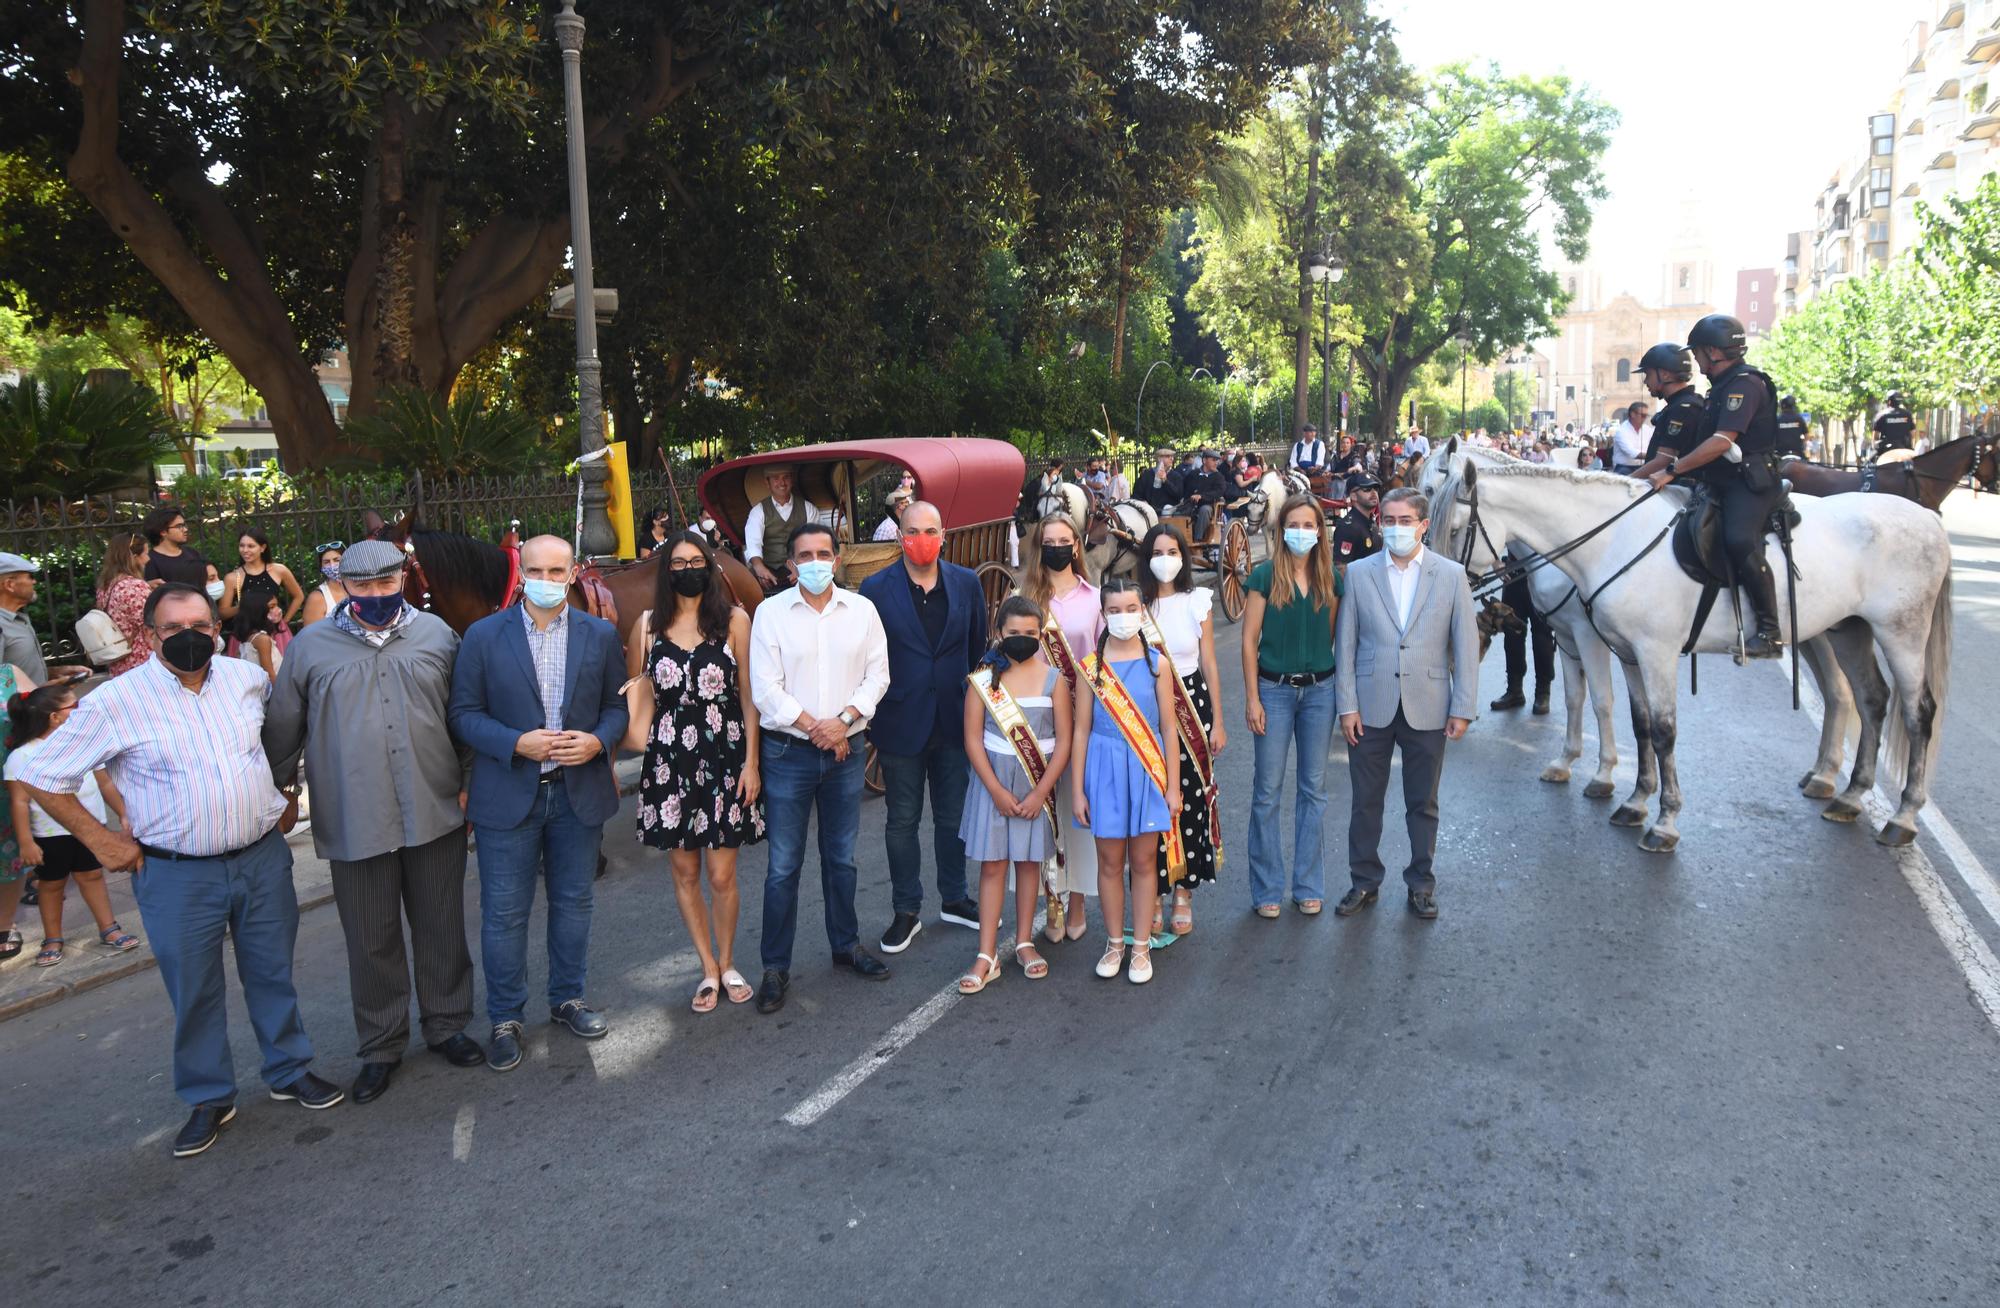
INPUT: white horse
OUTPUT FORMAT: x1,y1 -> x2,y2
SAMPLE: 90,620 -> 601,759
1501,541 -> 1622,797
1420,447 -> 1952,852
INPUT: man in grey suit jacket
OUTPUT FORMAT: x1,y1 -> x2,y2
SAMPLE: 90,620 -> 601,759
1334,488 -> 1480,919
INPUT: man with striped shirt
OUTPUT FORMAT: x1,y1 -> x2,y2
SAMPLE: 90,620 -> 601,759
18,583 -> 342,1158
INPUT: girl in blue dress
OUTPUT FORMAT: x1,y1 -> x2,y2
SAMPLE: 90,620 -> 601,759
1071,579 -> 1181,985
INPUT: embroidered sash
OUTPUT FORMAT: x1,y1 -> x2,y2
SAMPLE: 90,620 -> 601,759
1039,610 -> 1083,694
967,665 -> 1067,929
1139,611 -> 1223,869
1080,653 -> 1188,884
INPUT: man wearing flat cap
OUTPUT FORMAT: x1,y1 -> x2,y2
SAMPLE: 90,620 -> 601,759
0,551 -> 52,684
263,538 -> 484,1103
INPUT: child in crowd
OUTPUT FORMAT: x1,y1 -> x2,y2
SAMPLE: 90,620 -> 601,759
3,685 -> 137,968
1071,579 -> 1180,985
958,597 -> 1072,993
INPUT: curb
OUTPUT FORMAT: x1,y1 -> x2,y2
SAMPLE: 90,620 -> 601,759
1,766 -> 644,1025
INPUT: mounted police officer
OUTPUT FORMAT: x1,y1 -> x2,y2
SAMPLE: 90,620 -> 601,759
1647,314 -> 1784,660
1774,395 -> 1809,461
1628,342 -> 1704,477
1872,391 -> 1917,457
1330,470 -> 1380,575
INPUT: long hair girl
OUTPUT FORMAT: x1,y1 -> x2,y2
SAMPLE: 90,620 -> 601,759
1020,515 -> 1089,610
649,531 -> 735,644
1268,494 -> 1337,612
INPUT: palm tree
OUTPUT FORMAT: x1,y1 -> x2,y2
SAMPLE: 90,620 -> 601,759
0,371 -> 174,500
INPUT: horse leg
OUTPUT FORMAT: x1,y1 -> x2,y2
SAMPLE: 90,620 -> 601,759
1875,576 -> 1952,846
1821,624 -> 1889,825
1608,656 -> 1658,828
1798,631 -> 1850,800
1539,642 -> 1586,784
1579,629 -> 1620,799
1632,654 -> 1683,854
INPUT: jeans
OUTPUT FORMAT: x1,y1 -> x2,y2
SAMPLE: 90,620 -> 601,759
879,743 -> 971,915
474,776 -> 603,1026
760,734 -> 866,972
131,829 -> 314,1107
1247,676 -> 1337,908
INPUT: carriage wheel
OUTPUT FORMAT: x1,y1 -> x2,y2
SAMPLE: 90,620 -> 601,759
976,560 -> 1017,627
1218,519 -> 1251,624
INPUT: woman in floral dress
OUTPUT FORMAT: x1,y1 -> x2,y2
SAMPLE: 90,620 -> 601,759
626,533 -> 765,1013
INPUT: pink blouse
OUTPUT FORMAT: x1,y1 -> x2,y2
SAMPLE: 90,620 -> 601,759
98,575 -> 154,677
1045,577 -> 1102,666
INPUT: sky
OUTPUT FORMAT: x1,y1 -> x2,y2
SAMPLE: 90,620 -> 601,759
1383,0 -> 1925,300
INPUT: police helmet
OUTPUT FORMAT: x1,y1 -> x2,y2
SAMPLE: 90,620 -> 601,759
1781,394 -> 1800,410
1637,342 -> 1692,378
1886,390 -> 1906,407
1687,314 -> 1747,354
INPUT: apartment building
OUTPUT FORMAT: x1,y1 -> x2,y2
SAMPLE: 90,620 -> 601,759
1736,268 -> 1777,336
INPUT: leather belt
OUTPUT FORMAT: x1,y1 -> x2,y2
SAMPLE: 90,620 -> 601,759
1258,666 -> 1335,688
141,829 -> 274,862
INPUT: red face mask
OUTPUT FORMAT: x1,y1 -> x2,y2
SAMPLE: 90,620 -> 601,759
902,534 -> 943,566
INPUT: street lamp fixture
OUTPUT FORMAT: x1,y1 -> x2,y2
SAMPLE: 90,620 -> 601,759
1134,359 -> 1168,448
1306,253 -> 1346,439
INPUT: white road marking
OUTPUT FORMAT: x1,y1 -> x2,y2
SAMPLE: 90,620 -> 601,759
782,982 -> 963,1128
452,1104 -> 475,1162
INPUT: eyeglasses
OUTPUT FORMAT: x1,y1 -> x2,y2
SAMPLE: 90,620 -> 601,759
666,559 -> 709,572
152,621 -> 219,639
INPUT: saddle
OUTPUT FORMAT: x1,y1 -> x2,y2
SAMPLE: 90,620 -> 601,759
1668,481 -> 1799,655
572,565 -> 620,628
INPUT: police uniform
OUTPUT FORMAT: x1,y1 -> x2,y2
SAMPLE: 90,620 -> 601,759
1646,384 -> 1705,463
1693,358 -> 1784,647
1774,409 -> 1808,460
1330,504 -> 1377,567
1873,405 -> 1915,455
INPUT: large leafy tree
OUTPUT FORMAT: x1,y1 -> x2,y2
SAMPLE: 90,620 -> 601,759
1754,269 -> 1933,423
1912,172 -> 2000,406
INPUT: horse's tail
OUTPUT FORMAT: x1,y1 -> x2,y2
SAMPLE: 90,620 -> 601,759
1882,570 -> 1952,799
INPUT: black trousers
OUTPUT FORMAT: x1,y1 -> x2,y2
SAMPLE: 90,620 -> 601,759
1718,472 -> 1782,617
1346,707 -> 1447,893
1499,574 -> 1555,692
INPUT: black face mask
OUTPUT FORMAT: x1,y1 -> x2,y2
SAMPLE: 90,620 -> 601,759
669,566 -> 711,598
1040,544 -> 1074,573
159,629 -> 217,674
998,635 -> 1041,663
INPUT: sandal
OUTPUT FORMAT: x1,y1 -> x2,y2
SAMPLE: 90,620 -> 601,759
1170,890 -> 1194,936
1013,941 -> 1049,979
1253,904 -> 1281,919
0,927 -> 20,961
1150,902 -> 1165,937
98,922 -> 140,951
34,937 -> 65,968
691,977 -> 720,1013
1094,938 -> 1125,979
1128,942 -> 1153,985
1295,899 -> 1324,916
720,969 -> 753,1004
958,953 -> 1003,994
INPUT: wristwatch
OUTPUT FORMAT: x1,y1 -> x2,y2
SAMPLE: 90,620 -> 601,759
837,709 -> 858,727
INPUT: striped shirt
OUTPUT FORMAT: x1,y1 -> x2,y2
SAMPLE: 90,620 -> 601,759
522,604 -> 569,773
15,654 -> 285,856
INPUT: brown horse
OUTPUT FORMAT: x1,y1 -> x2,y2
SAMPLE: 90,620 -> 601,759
1780,433 -> 1992,511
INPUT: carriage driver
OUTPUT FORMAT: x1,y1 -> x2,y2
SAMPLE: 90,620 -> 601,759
1174,448 -> 1231,549
1644,314 -> 1785,660
743,464 -> 830,592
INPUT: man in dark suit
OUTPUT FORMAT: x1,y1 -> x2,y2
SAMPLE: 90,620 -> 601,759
447,536 -> 628,1072
1133,448 -> 1183,517
859,501 -> 988,953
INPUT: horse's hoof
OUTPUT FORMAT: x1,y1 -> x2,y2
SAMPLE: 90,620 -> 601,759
1582,779 -> 1616,799
1876,822 -> 1918,848
1821,798 -> 1862,824
1637,828 -> 1679,854
1539,765 -> 1570,784
1609,804 -> 1648,828
1801,776 -> 1838,800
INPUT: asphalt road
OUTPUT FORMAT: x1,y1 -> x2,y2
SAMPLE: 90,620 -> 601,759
7,506 -> 2000,1307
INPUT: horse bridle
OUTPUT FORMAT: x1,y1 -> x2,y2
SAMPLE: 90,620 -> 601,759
1442,473 -> 1672,621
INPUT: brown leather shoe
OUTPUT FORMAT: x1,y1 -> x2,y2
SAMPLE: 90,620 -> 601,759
1407,890 -> 1439,920
1334,887 -> 1378,917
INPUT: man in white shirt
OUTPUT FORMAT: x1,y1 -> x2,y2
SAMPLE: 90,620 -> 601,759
1289,423 -> 1328,474
1610,402 -> 1651,475
1403,429 -> 1430,463
748,523 -> 891,1013
743,466 -> 828,591
1334,489 -> 1479,922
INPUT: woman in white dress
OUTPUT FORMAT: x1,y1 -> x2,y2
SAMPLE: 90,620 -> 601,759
1138,522 -> 1226,936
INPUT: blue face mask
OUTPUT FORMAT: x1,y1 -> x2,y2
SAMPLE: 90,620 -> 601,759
522,578 -> 568,609
349,592 -> 404,627
1282,527 -> 1318,557
1382,524 -> 1421,557
796,560 -> 835,595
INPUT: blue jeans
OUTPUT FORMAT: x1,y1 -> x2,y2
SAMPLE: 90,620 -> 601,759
879,742 -> 970,915
1247,676 -> 1337,908
131,830 -> 314,1107
760,734 -> 865,972
474,776 -> 603,1026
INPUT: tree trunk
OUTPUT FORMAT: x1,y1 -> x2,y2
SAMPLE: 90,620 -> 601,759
1110,256 -> 1131,377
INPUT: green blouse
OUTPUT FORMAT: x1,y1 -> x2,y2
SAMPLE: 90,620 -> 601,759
1247,560 -> 1339,676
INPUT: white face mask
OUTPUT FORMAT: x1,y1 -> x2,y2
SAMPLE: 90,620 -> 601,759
1148,555 -> 1182,584
204,581 -> 226,601
1105,612 -> 1144,641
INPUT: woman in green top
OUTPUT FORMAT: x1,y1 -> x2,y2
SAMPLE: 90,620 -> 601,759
1240,495 -> 1340,918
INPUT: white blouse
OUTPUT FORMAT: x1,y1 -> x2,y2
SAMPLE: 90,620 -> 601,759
1149,588 -> 1212,673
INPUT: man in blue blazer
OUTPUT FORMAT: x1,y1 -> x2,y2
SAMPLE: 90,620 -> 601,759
858,501 -> 988,953
447,536 -> 628,1071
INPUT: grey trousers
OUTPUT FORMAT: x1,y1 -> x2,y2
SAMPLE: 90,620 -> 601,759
329,827 -> 474,1061
1345,707 -> 1447,893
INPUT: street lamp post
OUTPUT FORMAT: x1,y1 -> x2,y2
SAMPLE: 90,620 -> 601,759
1305,253 -> 1346,441
1188,367 -> 1215,441
555,0 -> 616,558
1134,359 -> 1168,449
1455,330 -> 1472,436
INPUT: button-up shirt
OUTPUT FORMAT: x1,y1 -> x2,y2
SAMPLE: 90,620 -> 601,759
1404,433 -> 1430,460
743,496 -> 829,564
16,655 -> 286,856
1387,545 -> 1426,630
749,585 -> 889,741
0,604 -> 48,683
523,604 -> 569,772
1612,418 -> 1649,469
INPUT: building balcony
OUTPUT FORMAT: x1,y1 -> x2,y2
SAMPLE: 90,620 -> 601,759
1931,143 -> 1961,170
1940,0 -> 1967,29
1966,106 -> 2000,137
1930,98 -> 1965,135
1969,20 -> 2000,62
1932,23 -> 1967,64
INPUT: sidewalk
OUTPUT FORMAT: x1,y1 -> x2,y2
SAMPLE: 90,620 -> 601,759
0,756 -> 646,1022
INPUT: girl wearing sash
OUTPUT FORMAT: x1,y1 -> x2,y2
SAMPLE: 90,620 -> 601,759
1019,515 -> 1099,943
957,597 -> 1073,993
1072,580 -> 1181,985
1138,523 -> 1225,938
